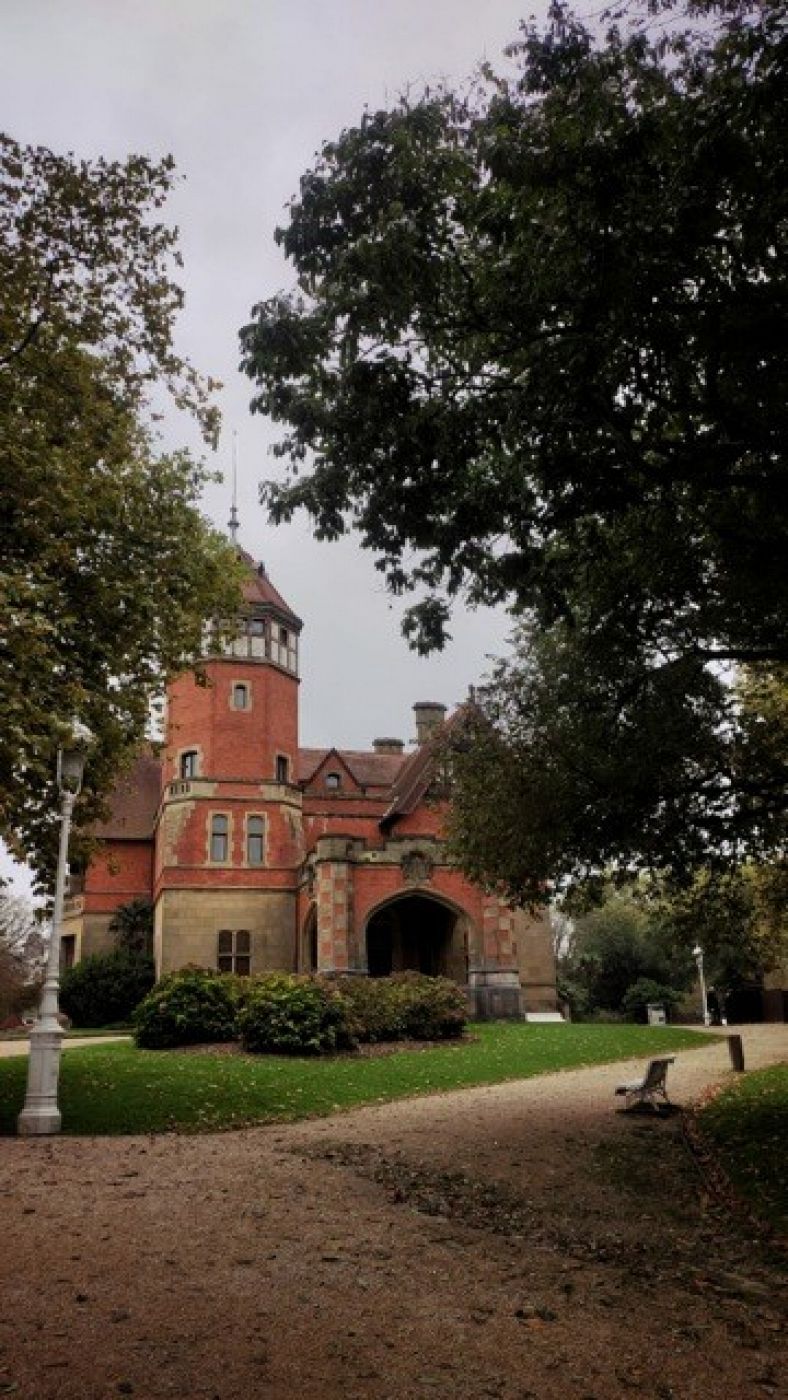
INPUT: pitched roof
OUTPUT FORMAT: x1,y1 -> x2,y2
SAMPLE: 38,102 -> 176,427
94,750 -> 161,840
298,747 -> 407,790
238,548 -> 302,629
379,743 -> 435,827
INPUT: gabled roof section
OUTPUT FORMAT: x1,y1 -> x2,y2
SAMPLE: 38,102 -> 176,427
379,705 -> 460,828
238,547 -> 302,630
379,743 -> 436,829
94,750 -> 161,840
298,747 -> 407,792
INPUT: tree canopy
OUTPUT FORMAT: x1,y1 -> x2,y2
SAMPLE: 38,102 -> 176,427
1,135 -> 242,882
241,0 -> 787,896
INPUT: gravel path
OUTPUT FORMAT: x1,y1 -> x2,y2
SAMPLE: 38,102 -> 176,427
1,1025 -> 785,1400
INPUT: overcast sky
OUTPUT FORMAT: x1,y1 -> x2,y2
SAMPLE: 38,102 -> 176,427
2,0 -> 552,894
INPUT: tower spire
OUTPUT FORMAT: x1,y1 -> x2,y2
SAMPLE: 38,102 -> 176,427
228,430 -> 239,545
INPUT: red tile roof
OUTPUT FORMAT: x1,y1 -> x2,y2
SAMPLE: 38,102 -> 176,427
238,548 -> 302,628
94,750 -> 161,840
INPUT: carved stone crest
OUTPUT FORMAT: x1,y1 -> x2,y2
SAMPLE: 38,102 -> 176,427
401,850 -> 433,885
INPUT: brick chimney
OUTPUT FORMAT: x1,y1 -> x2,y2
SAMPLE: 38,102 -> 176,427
413,702 -> 447,746
373,737 -> 404,754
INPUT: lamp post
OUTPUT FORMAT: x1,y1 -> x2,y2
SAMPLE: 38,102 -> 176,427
692,943 -> 711,1027
18,720 -> 93,1136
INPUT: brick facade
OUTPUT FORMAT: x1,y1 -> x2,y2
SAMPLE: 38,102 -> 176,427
66,551 -> 557,1018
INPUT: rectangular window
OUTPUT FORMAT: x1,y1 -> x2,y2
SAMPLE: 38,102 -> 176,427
180,750 -> 198,779
210,813 -> 229,862
232,682 -> 249,710
275,755 -> 289,784
217,929 -> 251,976
247,815 -> 265,866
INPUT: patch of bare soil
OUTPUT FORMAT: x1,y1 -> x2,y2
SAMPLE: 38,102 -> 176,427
0,1025 -> 786,1399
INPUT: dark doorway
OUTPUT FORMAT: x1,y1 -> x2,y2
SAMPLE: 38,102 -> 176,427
365,895 -> 466,980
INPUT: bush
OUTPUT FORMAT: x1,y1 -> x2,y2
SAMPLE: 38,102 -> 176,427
238,974 -> 353,1055
391,972 -> 467,1040
621,978 -> 684,1023
335,972 -> 466,1043
134,967 -> 237,1049
337,975 -> 409,1042
60,951 -> 155,1027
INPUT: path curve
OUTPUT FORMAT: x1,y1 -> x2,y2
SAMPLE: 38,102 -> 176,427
1,1025 -> 785,1399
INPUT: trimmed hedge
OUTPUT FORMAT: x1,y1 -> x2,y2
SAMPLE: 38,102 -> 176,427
133,967 -> 237,1048
60,952 -> 155,1028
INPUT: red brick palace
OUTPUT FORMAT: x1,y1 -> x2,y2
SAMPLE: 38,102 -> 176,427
64,550 -> 556,1019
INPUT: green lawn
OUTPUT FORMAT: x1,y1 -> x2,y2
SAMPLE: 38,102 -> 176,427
0,1023 -> 708,1136
697,1063 -> 788,1232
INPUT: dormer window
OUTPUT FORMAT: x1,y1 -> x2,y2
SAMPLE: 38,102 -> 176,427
232,682 -> 250,710
325,772 -> 341,791
180,750 -> 198,779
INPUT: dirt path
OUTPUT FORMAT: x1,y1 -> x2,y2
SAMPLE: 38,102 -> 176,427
1,1026 -> 785,1400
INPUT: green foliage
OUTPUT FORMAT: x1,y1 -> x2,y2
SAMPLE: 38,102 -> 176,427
60,951 -> 154,1028
238,974 -> 353,1056
133,968 -> 237,1049
389,971 -> 467,1040
0,1023 -> 712,1135
558,888 -> 694,1017
240,1 -> 787,893
621,978 -> 684,1024
109,898 -> 154,958
340,971 -> 467,1042
698,1065 -> 788,1232
0,132 -> 244,884
650,863 -> 788,997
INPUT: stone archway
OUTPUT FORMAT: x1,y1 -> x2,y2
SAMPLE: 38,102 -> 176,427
365,893 -> 469,984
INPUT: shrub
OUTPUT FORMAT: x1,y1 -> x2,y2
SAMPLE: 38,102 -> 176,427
60,951 -> 155,1027
238,974 -> 353,1055
622,978 -> 684,1024
390,972 -> 467,1040
337,975 -> 409,1042
133,967 -> 237,1049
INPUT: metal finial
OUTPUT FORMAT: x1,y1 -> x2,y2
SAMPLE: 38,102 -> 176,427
228,431 -> 239,545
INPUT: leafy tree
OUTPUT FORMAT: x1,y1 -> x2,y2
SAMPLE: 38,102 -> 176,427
109,897 -> 154,958
240,1 -> 787,895
651,864 -> 788,999
0,891 -> 45,1019
559,888 -> 693,1015
0,134 -> 243,882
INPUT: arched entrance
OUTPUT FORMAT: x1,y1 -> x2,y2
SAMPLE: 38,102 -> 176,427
365,894 -> 468,983
300,905 -> 318,972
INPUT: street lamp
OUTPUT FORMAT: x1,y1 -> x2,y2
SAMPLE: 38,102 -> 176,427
18,719 -> 93,1136
692,943 -> 711,1027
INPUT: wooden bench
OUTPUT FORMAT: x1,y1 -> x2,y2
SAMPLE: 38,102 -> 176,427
615,1056 -> 675,1112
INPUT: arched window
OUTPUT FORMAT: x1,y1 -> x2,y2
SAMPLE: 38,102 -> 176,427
180,750 -> 198,779
210,814 -> 229,862
232,682 -> 249,710
247,815 -> 265,866
325,772 -> 341,791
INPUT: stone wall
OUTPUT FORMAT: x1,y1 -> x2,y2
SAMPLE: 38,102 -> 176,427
153,888 -> 297,978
